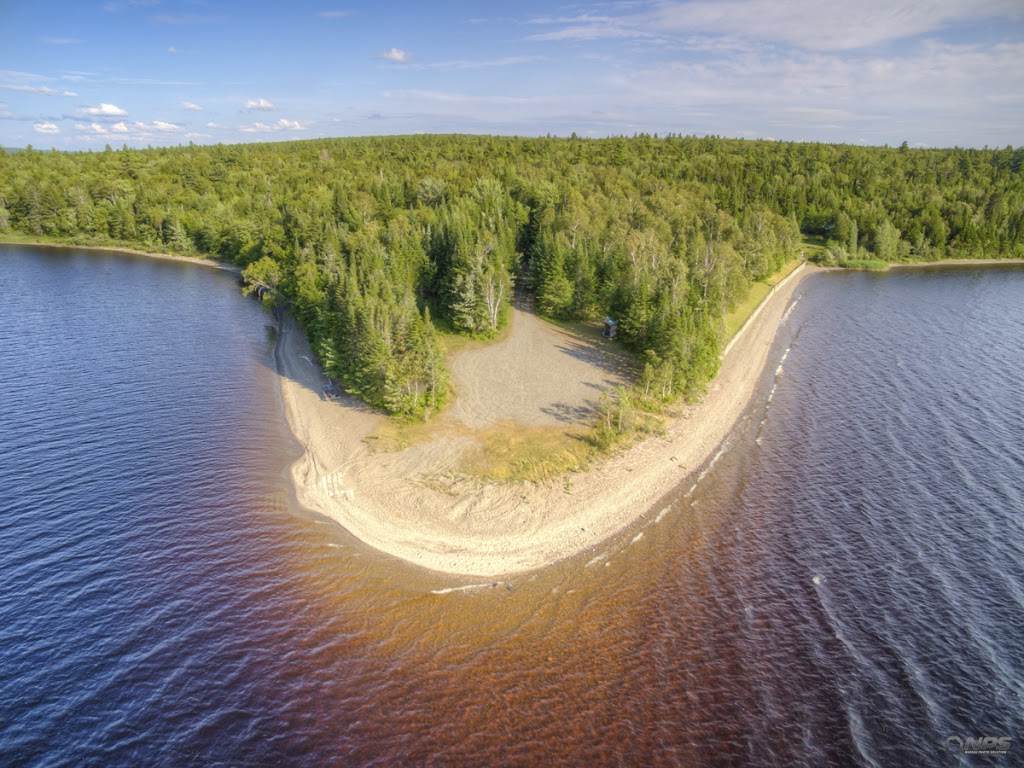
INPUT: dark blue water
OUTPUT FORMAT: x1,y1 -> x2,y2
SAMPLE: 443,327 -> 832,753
0,246 -> 304,766
1,246 -> 1022,767
729,267 -> 1024,766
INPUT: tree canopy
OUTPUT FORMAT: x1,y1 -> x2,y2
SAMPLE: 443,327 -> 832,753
2,134 -> 1020,417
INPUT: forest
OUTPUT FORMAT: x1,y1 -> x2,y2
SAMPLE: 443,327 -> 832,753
1,135 -> 1021,419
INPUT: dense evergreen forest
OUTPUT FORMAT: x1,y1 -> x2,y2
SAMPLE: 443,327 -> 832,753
1,135 -> 1021,418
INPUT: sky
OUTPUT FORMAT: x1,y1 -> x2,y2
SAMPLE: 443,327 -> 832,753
1,0 -> 1022,150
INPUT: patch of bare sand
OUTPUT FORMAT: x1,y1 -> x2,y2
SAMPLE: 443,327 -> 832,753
449,300 -> 633,428
279,264 -> 811,576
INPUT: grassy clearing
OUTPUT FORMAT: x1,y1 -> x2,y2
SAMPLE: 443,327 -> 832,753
366,417 -> 594,483
0,231 -> 183,256
384,256 -> 800,482
366,303 -> 640,482
460,421 -> 594,482
722,258 -> 803,341
840,258 -> 891,271
435,319 -> 514,357
800,235 -> 828,258
363,417 -> 467,453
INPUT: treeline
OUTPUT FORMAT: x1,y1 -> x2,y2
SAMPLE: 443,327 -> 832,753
1,135 -> 1020,418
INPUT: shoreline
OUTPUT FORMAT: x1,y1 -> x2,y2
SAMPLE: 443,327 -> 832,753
888,258 -> 1024,269
0,239 -> 241,274
277,263 -> 813,577
8,236 -> 1018,576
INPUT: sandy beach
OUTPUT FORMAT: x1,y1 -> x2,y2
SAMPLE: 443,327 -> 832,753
278,263 -> 812,577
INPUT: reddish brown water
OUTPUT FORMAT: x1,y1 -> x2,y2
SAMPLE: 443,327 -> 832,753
2,247 -> 1022,767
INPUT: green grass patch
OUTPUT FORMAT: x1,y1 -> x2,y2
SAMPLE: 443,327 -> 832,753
0,232 -> 65,246
2,231 -> 141,250
459,421 -> 593,482
840,258 -> 891,271
800,235 -> 828,256
436,321 -> 513,357
367,412 -> 592,483
723,282 -> 771,340
0,231 -> 219,262
364,417 -> 465,453
722,258 -> 803,342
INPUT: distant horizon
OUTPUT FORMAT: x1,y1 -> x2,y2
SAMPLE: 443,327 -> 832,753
3,0 -> 1022,150
7,130 -> 1022,156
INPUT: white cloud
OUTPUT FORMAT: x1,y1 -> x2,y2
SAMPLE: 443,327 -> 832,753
71,118 -> 187,142
168,46 -> 177,54
526,13 -> 650,42
527,0 -> 1024,51
33,122 -> 60,134
318,10 -> 351,18
378,48 -> 412,63
573,39 -> 1024,145
652,0 -> 1024,50
239,118 -> 308,133
182,101 -> 203,111
42,37 -> 82,45
388,89 -> 533,105
427,55 -> 544,70
205,122 -> 220,128
0,69 -> 50,82
0,84 -> 76,96
245,97 -> 275,111
84,102 -> 127,116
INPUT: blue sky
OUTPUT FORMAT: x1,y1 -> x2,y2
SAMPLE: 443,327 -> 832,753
2,0 -> 1022,149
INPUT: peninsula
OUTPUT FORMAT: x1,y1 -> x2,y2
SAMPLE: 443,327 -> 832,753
279,263 -> 810,575
2,135 -> 1020,576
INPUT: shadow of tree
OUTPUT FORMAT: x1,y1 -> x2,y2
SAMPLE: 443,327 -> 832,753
553,338 -> 636,381
540,400 -> 598,424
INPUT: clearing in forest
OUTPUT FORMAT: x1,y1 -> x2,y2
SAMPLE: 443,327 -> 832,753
449,299 -> 634,429
369,299 -> 635,480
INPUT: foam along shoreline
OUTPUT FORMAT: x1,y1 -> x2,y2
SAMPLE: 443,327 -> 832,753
277,264 -> 812,577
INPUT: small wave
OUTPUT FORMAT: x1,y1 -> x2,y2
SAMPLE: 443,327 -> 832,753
781,296 -> 801,323
430,582 -> 502,595
584,554 -> 604,568
697,447 -> 726,482
630,532 -> 644,545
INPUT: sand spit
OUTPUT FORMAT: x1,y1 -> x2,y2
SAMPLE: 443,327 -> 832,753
279,265 -> 811,577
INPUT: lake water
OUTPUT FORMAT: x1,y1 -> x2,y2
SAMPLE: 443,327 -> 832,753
1,245 -> 1021,767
